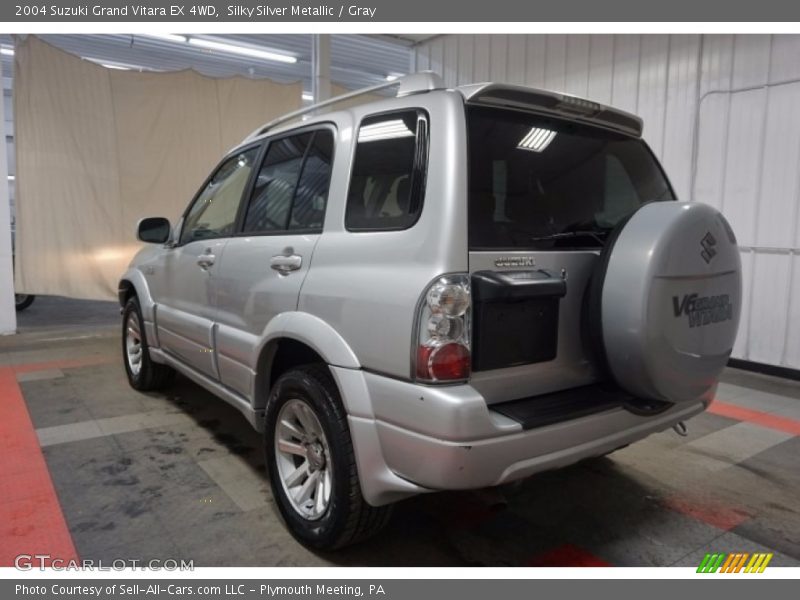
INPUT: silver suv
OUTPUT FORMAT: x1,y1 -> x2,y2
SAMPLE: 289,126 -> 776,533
119,73 -> 742,549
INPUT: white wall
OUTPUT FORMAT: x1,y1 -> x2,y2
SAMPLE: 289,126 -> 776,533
412,34 -> 800,370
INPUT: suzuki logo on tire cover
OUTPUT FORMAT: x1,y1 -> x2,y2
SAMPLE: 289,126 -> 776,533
700,231 -> 717,264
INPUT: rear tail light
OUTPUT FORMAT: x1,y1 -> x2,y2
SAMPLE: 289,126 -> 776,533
413,274 -> 471,382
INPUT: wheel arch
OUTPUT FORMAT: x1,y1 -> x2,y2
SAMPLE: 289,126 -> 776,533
117,269 -> 156,322
253,312 -> 361,411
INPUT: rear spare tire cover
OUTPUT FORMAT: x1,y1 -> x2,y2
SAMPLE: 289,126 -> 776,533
592,201 -> 741,404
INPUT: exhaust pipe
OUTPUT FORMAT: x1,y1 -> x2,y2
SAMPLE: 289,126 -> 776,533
673,421 -> 688,437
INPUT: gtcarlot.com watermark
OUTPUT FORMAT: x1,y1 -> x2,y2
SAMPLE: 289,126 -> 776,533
15,554 -> 194,571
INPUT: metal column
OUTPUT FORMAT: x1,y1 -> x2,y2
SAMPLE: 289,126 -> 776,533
311,34 -> 332,103
0,53 -> 16,334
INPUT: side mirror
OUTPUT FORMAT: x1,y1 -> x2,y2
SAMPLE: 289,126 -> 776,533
137,217 -> 172,244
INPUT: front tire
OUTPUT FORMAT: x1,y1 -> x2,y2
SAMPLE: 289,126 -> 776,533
122,296 -> 174,391
265,365 -> 392,549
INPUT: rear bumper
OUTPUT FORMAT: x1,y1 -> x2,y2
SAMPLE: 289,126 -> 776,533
330,367 -> 707,506
374,399 -> 704,490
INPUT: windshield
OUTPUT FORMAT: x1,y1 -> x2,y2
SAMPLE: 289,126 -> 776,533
467,106 -> 675,250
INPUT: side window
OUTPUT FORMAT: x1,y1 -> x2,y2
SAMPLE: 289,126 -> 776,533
180,148 -> 258,244
290,131 -> 334,231
345,110 -> 428,231
242,133 -> 310,233
242,130 -> 334,234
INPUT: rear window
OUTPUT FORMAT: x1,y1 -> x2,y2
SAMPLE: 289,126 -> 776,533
345,110 -> 428,231
468,107 -> 675,250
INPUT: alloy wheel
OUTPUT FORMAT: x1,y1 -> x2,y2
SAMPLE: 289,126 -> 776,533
274,398 -> 333,520
125,311 -> 143,377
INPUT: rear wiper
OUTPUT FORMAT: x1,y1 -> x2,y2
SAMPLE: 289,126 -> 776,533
529,230 -> 610,245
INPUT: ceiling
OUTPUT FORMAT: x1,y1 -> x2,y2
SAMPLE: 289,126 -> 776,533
0,34 -> 414,95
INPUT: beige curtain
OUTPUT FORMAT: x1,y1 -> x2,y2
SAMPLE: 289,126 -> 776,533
14,36 -> 301,300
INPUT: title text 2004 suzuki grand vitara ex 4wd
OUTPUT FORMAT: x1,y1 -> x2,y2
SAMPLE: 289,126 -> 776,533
119,73 -> 742,549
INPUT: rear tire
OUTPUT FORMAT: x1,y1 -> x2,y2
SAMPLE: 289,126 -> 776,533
265,364 -> 392,550
122,296 -> 174,391
14,294 -> 35,311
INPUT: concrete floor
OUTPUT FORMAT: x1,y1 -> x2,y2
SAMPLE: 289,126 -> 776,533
14,294 -> 119,333
2,297 -> 800,567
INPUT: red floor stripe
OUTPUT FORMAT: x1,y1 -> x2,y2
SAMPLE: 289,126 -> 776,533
526,544 -> 611,567
11,355 -> 115,375
663,496 -> 751,531
0,367 -> 78,566
709,399 -> 800,436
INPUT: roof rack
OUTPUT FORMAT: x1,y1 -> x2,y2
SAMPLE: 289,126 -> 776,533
243,71 -> 446,141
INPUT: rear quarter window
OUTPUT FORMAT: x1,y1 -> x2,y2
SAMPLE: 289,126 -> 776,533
345,110 -> 429,231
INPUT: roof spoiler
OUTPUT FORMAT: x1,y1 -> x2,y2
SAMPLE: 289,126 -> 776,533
459,83 -> 643,138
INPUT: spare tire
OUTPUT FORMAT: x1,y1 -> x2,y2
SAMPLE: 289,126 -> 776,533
588,201 -> 741,405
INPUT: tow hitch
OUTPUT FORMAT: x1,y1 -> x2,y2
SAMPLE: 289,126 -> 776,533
673,421 -> 688,437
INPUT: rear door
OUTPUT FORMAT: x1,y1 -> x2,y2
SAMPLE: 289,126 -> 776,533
214,128 -> 335,400
151,146 -> 260,376
465,106 -> 675,403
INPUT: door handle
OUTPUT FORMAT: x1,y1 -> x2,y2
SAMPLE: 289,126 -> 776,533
270,254 -> 302,274
197,253 -> 216,269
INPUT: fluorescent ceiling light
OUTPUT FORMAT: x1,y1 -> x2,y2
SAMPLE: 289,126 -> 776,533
189,38 -> 297,64
7,175 -> 15,181
518,127 -> 557,153
301,91 -> 313,101
0,47 -> 14,56
142,33 -> 188,44
84,57 -> 150,71
358,119 -> 414,142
